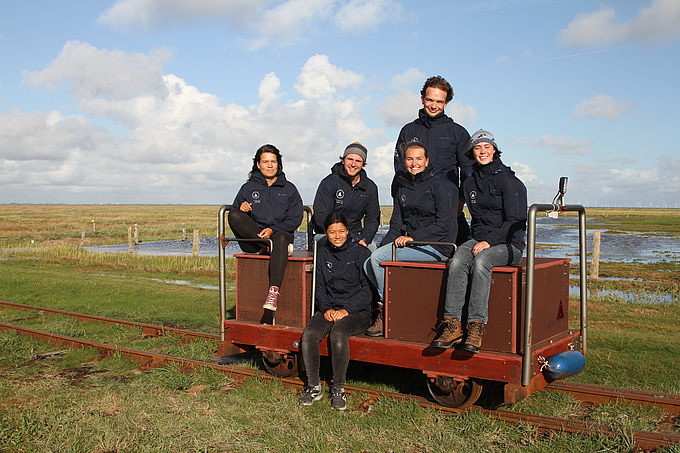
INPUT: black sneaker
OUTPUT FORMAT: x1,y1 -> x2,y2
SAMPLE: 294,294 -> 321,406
330,387 -> 347,411
298,386 -> 322,406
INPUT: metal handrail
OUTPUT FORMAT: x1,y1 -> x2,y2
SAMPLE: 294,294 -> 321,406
522,203 -> 587,386
390,241 -> 457,261
217,205 -> 314,341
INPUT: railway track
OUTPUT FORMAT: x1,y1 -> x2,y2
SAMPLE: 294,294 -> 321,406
1,300 -> 679,451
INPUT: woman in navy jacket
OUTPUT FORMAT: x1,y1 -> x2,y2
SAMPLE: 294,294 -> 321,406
298,211 -> 373,410
431,130 -> 527,353
364,141 -> 458,336
228,144 -> 303,313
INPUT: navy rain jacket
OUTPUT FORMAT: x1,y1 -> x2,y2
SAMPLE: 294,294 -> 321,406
232,170 -> 303,234
462,158 -> 527,251
394,109 -> 472,187
381,166 -> 458,258
311,162 -> 380,244
314,237 -> 373,315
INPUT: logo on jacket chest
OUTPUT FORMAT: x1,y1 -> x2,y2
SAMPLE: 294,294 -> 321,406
469,190 -> 477,204
251,191 -> 261,203
326,260 -> 333,270
335,189 -> 345,204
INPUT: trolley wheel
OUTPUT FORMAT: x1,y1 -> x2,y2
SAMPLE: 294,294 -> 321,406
261,351 -> 300,378
427,376 -> 483,408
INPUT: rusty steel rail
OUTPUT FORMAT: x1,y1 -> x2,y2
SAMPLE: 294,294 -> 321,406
4,301 -> 679,418
1,320 -> 678,450
550,380 -> 680,416
0,321 -> 261,376
0,300 -> 218,341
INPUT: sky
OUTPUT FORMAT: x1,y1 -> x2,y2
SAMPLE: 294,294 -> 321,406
1,0 -> 679,208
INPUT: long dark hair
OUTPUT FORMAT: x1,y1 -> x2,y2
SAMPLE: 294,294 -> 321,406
250,144 -> 284,175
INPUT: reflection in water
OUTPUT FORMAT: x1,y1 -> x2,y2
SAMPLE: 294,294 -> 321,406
86,217 -> 680,264
83,217 -> 680,304
86,234 -> 311,257
88,273 -> 222,291
533,216 -> 680,263
570,286 -> 677,304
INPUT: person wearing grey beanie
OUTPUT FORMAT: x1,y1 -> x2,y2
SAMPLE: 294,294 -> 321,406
311,142 -> 380,249
431,129 -> 526,353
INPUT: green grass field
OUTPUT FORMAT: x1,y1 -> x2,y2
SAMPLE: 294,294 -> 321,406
1,205 -> 679,452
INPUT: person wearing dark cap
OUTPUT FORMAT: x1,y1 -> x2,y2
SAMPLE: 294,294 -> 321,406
394,76 -> 472,244
431,130 -> 527,353
311,142 -> 380,249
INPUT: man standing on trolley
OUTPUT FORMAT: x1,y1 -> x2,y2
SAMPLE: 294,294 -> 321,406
366,76 -> 471,336
393,75 -> 472,242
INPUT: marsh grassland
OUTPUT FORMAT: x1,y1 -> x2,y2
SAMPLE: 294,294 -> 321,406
1,205 -> 679,452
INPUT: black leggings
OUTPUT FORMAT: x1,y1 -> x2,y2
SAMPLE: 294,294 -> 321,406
228,209 -> 293,288
301,310 -> 372,389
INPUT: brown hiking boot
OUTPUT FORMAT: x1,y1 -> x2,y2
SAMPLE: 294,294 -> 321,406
461,321 -> 485,354
365,305 -> 383,337
430,316 -> 463,349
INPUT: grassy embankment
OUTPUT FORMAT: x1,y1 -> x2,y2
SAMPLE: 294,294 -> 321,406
1,205 -> 679,452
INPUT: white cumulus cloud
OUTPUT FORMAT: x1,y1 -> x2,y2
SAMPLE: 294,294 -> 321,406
334,0 -> 407,34
571,156 -> 680,205
98,0 -> 407,49
573,94 -> 632,120
559,0 -> 680,47
294,54 -> 365,100
511,135 -> 593,155
4,43 -> 398,204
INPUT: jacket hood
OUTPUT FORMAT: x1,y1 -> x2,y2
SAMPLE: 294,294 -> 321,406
416,108 -> 453,129
322,235 -> 355,253
331,161 -> 367,187
249,169 -> 287,186
473,158 -> 514,191
395,164 -> 437,187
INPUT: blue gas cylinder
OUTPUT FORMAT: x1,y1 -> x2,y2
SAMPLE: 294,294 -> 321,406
541,350 -> 586,380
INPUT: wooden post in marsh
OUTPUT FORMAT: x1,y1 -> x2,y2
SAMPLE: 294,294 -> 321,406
591,231 -> 601,280
192,230 -> 200,256
80,229 -> 86,246
92,219 -> 96,232
128,226 -> 133,253
134,224 -> 139,245
182,223 -> 187,241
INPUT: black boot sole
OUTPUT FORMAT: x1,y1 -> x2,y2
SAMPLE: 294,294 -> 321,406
460,344 -> 480,354
431,338 -> 462,349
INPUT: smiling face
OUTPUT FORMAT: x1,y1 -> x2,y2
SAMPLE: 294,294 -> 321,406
256,152 -> 279,179
342,153 -> 364,179
472,142 -> 496,166
325,221 -> 349,247
421,87 -> 449,118
404,146 -> 429,176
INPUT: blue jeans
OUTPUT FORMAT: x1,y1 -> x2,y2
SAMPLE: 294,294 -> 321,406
364,243 -> 447,301
301,310 -> 372,389
444,239 -> 522,324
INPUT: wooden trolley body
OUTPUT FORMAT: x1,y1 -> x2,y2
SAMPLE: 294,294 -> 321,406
221,249 -> 581,406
